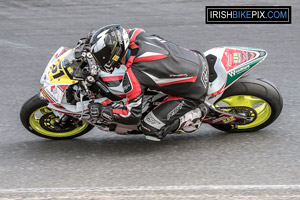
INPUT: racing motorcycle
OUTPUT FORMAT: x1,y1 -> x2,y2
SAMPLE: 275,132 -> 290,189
20,45 -> 283,139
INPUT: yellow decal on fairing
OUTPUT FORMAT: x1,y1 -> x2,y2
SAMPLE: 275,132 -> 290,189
48,53 -> 78,85
67,66 -> 73,74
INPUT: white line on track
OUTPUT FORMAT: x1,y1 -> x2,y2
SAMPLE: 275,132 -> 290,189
0,39 -> 33,49
1,185 -> 300,193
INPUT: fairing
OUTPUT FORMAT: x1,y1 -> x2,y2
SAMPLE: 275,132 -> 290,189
204,46 -> 267,104
39,47 -> 126,116
40,47 -> 70,85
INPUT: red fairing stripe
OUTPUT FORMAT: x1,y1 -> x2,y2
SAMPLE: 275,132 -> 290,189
54,49 -> 68,58
134,54 -> 168,63
100,99 -> 112,106
58,85 -> 68,91
101,76 -> 123,82
40,87 -> 54,103
53,103 -> 65,109
129,28 -> 145,43
60,49 -> 68,56
158,76 -> 197,86
113,108 -> 129,115
50,85 -> 55,92
206,82 -> 226,96
45,95 -> 54,103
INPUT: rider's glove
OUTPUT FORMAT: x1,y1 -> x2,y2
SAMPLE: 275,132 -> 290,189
88,103 -> 113,121
88,103 -> 101,119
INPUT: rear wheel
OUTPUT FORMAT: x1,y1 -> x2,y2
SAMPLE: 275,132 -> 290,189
20,94 -> 94,139
210,76 -> 283,132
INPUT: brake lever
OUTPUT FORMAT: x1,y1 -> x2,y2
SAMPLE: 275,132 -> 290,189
81,80 -> 94,101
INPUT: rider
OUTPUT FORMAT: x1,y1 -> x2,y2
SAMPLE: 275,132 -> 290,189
82,24 -> 209,141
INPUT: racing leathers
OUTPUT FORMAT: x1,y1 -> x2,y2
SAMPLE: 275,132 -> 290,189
95,28 -> 209,139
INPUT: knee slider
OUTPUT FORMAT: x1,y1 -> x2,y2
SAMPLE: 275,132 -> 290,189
140,120 -> 158,134
141,111 -> 166,133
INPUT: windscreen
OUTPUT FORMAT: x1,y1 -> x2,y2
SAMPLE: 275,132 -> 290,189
61,49 -> 84,79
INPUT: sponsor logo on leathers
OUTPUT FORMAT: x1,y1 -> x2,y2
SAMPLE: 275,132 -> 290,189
144,111 -> 166,129
201,62 -> 209,88
167,101 -> 184,120
122,72 -> 133,93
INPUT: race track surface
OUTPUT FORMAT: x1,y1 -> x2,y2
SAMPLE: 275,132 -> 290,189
0,0 -> 299,199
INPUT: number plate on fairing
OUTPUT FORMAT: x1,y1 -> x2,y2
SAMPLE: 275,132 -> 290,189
46,49 -> 78,85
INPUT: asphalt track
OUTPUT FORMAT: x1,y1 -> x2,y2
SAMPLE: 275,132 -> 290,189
0,0 -> 300,199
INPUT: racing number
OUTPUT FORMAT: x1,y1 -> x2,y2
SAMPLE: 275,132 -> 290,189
52,64 -> 65,79
233,53 -> 239,63
53,70 -> 65,79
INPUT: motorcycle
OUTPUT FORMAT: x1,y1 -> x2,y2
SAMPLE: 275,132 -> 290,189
20,45 -> 283,139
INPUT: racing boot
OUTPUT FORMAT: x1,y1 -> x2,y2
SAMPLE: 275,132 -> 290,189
175,104 -> 208,134
142,120 -> 180,142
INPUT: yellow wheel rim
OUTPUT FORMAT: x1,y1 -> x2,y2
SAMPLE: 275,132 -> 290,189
29,106 -> 89,137
215,95 -> 272,129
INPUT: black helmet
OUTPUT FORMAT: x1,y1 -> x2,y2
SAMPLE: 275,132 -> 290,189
90,24 -> 129,73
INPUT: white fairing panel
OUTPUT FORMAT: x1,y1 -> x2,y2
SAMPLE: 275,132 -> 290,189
48,97 -> 111,116
99,64 -> 127,95
40,47 -> 69,86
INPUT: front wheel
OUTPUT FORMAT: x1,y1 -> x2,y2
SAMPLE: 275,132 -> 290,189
20,94 -> 94,139
210,76 -> 283,132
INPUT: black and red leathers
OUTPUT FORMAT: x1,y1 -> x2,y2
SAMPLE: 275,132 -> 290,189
101,28 -> 209,138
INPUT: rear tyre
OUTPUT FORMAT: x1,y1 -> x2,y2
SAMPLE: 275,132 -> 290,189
20,94 -> 94,139
210,76 -> 283,133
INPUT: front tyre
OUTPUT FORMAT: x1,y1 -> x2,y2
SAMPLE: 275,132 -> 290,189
210,76 -> 283,132
20,94 -> 94,139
